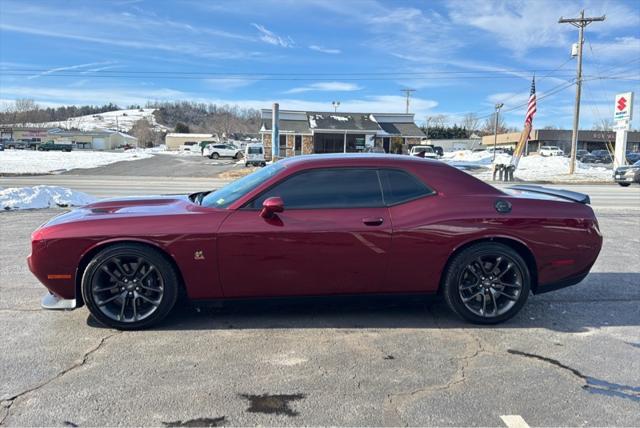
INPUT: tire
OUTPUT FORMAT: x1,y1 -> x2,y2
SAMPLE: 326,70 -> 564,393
211,152 -> 219,159
261,162 -> 266,167
442,242 -> 530,324
38,147 -> 44,151
244,163 -> 249,167
81,243 -> 179,330
619,182 -> 631,187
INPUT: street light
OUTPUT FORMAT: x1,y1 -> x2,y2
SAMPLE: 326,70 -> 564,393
493,103 -> 504,162
332,101 -> 340,112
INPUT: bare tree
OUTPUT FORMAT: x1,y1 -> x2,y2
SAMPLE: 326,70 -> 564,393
481,113 -> 508,135
592,118 -> 613,131
131,118 -> 155,147
461,113 -> 480,133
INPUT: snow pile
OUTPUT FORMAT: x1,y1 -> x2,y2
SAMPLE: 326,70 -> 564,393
331,115 -> 350,121
1,186 -> 96,210
16,108 -> 169,132
441,150 -> 613,182
0,150 -> 154,174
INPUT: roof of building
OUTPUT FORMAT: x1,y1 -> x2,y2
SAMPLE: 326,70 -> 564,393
165,133 -> 214,138
378,122 -> 425,137
47,128 -> 137,139
260,119 -> 311,134
259,109 -> 425,137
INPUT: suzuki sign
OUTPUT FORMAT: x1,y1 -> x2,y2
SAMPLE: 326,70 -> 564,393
614,92 -> 633,121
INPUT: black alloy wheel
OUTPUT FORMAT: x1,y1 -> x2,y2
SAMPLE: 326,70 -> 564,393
82,244 -> 178,330
442,243 -> 530,324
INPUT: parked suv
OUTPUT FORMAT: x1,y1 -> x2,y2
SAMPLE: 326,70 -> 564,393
539,146 -> 564,156
581,149 -> 612,164
205,143 -> 243,159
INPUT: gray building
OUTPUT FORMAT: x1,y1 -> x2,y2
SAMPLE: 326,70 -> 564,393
481,129 -> 640,153
259,109 -> 425,160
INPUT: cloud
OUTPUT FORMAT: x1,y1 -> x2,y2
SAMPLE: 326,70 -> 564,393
27,61 -> 115,80
447,0 -> 640,56
586,37 -> 640,62
285,82 -> 362,94
203,78 -> 257,90
251,23 -> 294,48
309,45 -> 341,54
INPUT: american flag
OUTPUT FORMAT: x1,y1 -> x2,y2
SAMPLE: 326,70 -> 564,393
510,76 -> 536,169
525,76 -> 537,127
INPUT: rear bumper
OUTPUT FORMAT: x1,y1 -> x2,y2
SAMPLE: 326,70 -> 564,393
534,272 -> 589,294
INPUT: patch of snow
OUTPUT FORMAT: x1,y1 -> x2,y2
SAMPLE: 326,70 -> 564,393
441,150 -> 613,182
0,149 -> 154,174
330,115 -> 349,121
309,116 -> 318,128
1,186 -> 96,210
369,114 -> 378,122
15,108 -> 168,133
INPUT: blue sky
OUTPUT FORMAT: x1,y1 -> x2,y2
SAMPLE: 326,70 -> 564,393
1,0 -> 639,129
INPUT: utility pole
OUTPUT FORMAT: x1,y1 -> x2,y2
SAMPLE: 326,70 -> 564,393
559,10 -> 605,174
492,103 -> 504,161
401,89 -> 416,114
332,101 -> 340,112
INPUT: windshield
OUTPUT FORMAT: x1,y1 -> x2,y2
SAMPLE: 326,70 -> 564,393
201,163 -> 284,208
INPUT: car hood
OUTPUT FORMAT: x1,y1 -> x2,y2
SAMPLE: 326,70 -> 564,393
615,165 -> 640,173
43,195 -> 198,227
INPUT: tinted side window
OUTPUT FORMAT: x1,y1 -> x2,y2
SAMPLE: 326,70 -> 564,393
379,169 -> 434,205
250,168 -> 383,209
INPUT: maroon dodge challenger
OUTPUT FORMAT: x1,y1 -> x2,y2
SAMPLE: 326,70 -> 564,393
29,154 -> 602,329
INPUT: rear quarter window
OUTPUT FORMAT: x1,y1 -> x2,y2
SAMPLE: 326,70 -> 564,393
379,169 -> 434,205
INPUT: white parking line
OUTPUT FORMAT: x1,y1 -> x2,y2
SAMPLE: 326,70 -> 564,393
501,415 -> 531,428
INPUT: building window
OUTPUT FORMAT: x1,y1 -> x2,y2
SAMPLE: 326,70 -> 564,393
294,135 -> 302,155
279,134 -> 287,156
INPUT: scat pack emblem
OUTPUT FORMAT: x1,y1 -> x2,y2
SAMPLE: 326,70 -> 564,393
194,250 -> 205,260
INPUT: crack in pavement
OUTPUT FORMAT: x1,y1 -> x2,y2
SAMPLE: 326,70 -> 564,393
508,349 -> 640,402
382,332 -> 488,427
0,332 -> 121,425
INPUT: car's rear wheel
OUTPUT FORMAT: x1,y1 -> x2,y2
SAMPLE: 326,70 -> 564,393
442,243 -> 530,324
211,152 -> 220,159
81,244 -> 178,330
619,182 -> 631,187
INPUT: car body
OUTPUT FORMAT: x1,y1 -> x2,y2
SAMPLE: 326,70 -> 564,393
614,160 -> 640,186
363,146 -> 386,154
581,149 -> 612,164
576,149 -> 589,160
539,146 -> 564,156
29,154 -> 602,329
179,141 -> 200,153
4,139 -> 39,150
204,143 -> 242,159
38,140 -> 73,152
409,145 -> 439,159
244,143 -> 266,167
625,152 -> 640,164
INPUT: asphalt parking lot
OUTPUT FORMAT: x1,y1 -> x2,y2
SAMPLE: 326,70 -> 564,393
63,152 -> 239,178
1,178 -> 639,426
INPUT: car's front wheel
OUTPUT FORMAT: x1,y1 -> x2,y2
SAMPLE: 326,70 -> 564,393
81,243 -> 179,330
442,242 -> 530,324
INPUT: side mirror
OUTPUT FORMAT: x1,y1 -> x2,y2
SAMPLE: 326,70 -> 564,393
260,197 -> 284,219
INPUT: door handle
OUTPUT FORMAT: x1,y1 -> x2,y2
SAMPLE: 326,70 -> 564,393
362,217 -> 384,226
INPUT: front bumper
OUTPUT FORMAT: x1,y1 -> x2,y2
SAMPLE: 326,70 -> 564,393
41,292 -> 77,310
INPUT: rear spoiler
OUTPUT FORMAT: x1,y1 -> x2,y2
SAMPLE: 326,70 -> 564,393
509,184 -> 591,204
